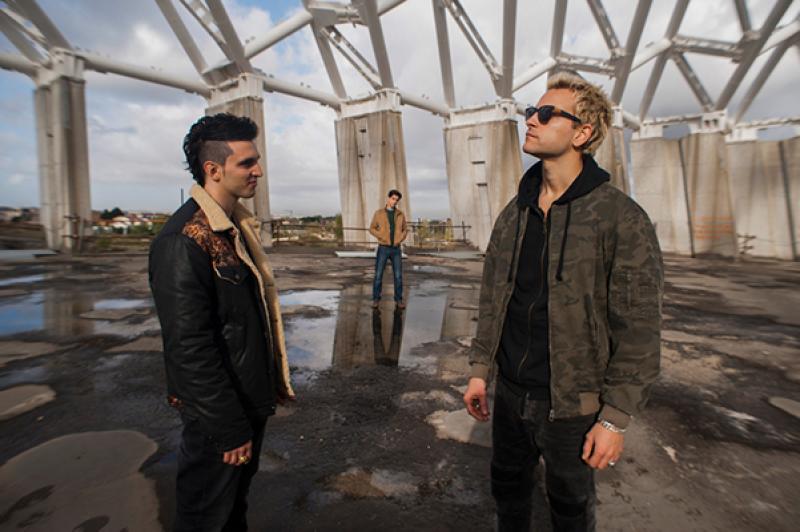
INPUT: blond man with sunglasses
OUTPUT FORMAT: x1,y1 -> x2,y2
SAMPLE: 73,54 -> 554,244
463,73 -> 663,531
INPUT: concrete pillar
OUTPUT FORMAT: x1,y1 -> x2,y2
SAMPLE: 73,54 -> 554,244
34,51 -> 92,252
335,90 -> 410,246
440,286 -> 479,340
444,100 -> 522,251
207,74 -> 272,246
726,134 -> 795,259
680,130 -> 737,256
594,108 -> 630,194
630,130 -> 693,255
779,135 -> 800,260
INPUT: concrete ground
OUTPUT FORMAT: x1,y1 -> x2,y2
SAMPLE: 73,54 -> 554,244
0,248 -> 798,531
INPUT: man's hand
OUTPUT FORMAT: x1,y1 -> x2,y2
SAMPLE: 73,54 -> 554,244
582,423 -> 624,469
463,377 -> 490,422
223,440 -> 253,466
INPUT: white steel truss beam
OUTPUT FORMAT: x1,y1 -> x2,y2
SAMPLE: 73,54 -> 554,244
154,0 -> 209,77
205,0 -> 252,73
632,38 -> 671,71
671,52 -> 713,111
322,26 -> 381,90
762,18 -> 800,56
259,74 -> 340,109
551,0 -> 567,58
0,50 -> 37,76
586,0 -> 620,51
512,57 -> 557,92
735,33 -> 800,123
0,9 -> 44,64
716,0 -> 792,110
1,6 -> 46,49
442,0 -> 502,82
610,0 -> 651,103
638,0 -> 689,120
672,35 -> 742,60
354,0 -> 394,88
11,0 -> 70,49
79,51 -> 211,96
432,0 -> 455,107
557,53 -> 615,75
499,0 -> 517,98
309,22 -> 348,99
733,0 -> 752,33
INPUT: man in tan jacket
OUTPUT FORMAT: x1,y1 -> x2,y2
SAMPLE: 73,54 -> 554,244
369,189 -> 408,309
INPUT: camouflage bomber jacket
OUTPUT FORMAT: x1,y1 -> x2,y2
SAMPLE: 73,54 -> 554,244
468,180 -> 664,429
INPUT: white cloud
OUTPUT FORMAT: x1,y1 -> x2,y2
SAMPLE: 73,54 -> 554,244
0,0 -> 798,218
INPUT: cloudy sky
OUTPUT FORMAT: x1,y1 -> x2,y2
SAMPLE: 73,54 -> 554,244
1,0 -> 798,218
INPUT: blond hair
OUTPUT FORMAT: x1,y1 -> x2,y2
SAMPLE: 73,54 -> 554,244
546,73 -> 611,154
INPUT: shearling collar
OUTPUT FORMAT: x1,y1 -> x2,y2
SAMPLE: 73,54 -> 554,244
190,184 -> 258,233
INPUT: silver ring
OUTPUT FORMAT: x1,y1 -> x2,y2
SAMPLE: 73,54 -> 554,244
609,460 -> 617,466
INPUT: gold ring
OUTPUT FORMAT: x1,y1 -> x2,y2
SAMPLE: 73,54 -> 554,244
238,455 -> 249,464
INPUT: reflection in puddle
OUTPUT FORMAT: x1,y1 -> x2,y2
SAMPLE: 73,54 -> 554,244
93,299 -> 150,310
0,274 -> 46,287
0,289 -> 155,338
282,281 -> 478,374
0,365 -> 48,389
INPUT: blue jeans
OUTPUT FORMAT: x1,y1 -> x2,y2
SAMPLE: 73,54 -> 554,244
373,245 -> 403,302
492,377 -> 596,532
174,416 -> 267,532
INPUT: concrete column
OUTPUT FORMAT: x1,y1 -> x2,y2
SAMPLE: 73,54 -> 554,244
726,136 -> 795,259
594,108 -> 630,194
444,101 -> 522,251
34,52 -> 92,252
335,90 -> 410,247
207,74 -> 272,246
680,131 -> 737,256
779,135 -> 800,260
630,131 -> 692,255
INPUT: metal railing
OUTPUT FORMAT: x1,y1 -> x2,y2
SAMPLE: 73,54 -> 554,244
270,220 -> 472,248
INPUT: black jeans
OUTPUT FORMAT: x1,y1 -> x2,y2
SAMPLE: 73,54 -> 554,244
174,416 -> 267,532
492,378 -> 596,532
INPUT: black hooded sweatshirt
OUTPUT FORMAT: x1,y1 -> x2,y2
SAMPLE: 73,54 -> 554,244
496,154 -> 610,398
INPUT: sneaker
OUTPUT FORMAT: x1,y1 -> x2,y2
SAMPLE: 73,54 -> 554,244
396,300 -> 406,309
372,300 -> 380,309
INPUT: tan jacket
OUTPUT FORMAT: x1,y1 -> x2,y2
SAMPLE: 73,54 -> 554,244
369,208 -> 408,246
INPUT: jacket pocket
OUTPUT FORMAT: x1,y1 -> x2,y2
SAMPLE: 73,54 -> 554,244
215,264 -> 249,285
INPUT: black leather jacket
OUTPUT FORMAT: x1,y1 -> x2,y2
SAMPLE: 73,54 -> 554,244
149,197 -> 277,451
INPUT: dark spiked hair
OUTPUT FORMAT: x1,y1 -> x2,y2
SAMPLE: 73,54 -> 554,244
183,113 -> 259,185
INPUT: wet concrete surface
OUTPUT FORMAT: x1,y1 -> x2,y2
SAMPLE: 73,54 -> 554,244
0,249 -> 798,531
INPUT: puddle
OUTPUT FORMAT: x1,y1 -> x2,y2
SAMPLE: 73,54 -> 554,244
0,249 -> 56,261
281,281 -> 478,376
0,274 -> 46,287
0,289 -> 156,338
410,264 -> 452,274
0,365 -> 49,389
93,299 -> 150,310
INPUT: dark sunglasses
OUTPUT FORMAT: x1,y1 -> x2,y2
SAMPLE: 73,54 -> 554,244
524,105 -> 582,125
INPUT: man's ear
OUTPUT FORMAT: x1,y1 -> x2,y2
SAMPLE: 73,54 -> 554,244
572,123 -> 593,150
203,160 -> 222,183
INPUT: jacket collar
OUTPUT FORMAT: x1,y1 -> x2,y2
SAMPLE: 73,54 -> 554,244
190,184 -> 257,232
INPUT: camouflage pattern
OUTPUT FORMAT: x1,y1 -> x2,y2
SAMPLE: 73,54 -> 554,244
469,182 -> 663,428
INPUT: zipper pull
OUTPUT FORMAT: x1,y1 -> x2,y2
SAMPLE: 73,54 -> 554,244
548,408 -> 555,422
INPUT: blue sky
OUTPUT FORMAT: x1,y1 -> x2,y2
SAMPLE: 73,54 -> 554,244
1,0 -> 798,218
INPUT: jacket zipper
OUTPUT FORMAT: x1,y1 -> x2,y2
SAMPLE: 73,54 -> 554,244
487,207 -> 528,371
547,208 -> 557,422
516,208 -> 548,381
